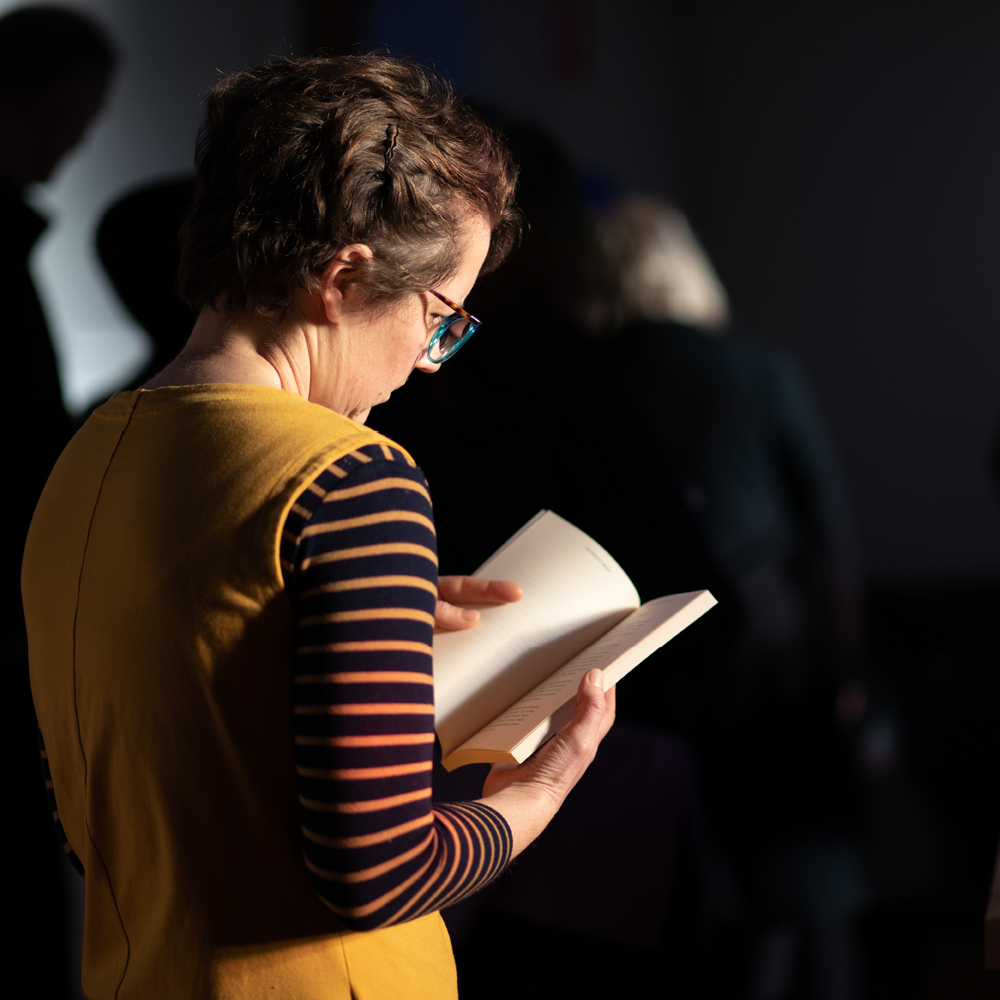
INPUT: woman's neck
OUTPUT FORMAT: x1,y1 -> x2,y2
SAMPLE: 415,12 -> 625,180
140,302 -> 367,421
144,307 -> 298,393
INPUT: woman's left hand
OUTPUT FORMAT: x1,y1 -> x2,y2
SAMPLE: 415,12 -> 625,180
434,576 -> 522,631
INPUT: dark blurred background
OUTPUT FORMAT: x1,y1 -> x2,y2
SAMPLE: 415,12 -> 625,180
7,0 -> 997,997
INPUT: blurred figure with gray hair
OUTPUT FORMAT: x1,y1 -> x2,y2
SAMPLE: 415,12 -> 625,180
593,196 -> 861,684
594,197 -> 868,1000
590,195 -> 730,332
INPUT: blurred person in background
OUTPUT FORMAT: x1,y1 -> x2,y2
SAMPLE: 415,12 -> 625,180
95,177 -> 198,390
0,5 -> 117,639
593,196 -> 869,999
0,7 -> 116,997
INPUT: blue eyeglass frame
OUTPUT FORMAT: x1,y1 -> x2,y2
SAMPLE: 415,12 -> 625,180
425,289 -> 481,364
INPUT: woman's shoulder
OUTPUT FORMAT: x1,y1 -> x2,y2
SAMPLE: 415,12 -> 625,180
279,440 -> 435,592
289,440 -> 430,522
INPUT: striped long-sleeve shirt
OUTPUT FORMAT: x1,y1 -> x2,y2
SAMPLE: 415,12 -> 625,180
279,442 -> 512,929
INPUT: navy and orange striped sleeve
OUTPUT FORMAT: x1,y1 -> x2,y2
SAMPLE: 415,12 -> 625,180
280,442 -> 512,930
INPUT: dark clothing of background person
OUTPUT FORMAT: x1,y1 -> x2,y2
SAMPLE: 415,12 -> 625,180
0,175 -> 77,999
0,178 -> 75,639
609,321 -> 861,742
436,723 -> 710,999
607,320 -> 868,997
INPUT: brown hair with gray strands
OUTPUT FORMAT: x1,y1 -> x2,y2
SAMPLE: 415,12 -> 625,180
178,54 -> 520,318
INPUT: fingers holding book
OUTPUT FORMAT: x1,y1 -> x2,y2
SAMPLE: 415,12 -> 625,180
434,575 -> 523,632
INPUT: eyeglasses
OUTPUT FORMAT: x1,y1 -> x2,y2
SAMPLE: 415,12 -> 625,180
424,289 -> 481,364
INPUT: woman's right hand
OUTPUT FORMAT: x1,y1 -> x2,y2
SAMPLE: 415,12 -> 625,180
433,575 -> 522,632
479,668 -> 616,858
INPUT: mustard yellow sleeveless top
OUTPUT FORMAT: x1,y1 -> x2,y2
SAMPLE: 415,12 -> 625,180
23,385 -> 458,1000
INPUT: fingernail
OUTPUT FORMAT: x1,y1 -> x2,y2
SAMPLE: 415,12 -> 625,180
460,608 -> 479,621
587,669 -> 603,687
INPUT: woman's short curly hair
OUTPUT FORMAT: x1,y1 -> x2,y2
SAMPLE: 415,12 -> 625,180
178,54 -> 519,317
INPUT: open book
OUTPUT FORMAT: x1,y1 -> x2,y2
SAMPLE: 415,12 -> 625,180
434,510 -> 716,771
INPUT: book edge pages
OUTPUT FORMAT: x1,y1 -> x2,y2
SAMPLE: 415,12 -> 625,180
507,590 -> 717,762
439,747 -> 517,772
444,589 -> 718,768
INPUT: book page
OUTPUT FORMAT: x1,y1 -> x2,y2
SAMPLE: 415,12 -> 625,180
433,511 -> 640,758
445,591 -> 717,767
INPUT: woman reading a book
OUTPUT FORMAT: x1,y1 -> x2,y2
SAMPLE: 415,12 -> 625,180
23,55 -> 614,1000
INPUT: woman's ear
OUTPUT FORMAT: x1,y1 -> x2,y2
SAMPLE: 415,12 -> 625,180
318,243 -> 374,321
